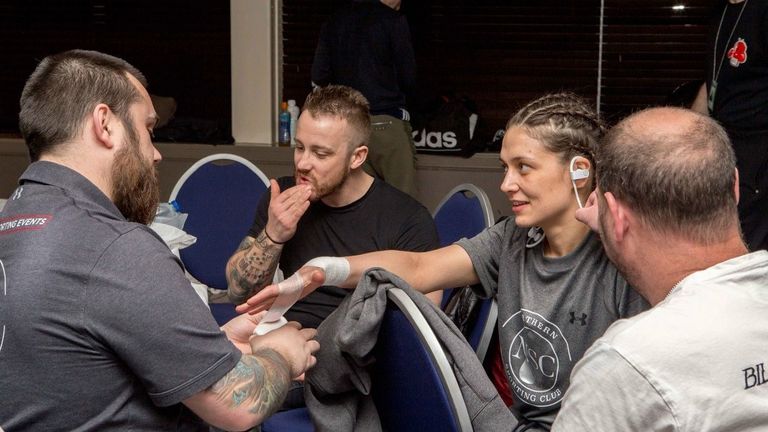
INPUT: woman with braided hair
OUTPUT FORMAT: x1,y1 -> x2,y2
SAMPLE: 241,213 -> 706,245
240,93 -> 649,430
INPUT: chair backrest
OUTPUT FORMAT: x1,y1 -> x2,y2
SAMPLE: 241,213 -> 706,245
432,183 -> 494,247
372,288 -> 473,432
169,154 -> 270,290
468,298 -> 498,362
434,184 -> 495,310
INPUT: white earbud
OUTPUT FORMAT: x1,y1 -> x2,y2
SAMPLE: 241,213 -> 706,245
569,156 -> 590,208
569,156 -> 590,181
570,168 -> 589,180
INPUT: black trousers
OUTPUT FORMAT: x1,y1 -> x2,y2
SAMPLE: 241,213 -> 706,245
731,130 -> 768,251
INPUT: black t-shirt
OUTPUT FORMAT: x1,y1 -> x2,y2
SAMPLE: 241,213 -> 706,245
249,176 -> 439,328
707,0 -> 768,131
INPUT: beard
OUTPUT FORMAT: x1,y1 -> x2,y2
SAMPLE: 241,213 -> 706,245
111,127 -> 160,225
296,162 -> 352,202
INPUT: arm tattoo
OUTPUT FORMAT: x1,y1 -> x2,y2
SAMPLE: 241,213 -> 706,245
211,348 -> 292,417
227,231 -> 282,304
235,236 -> 256,253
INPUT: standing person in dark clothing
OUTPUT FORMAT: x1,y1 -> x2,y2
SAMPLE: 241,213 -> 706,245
692,0 -> 768,251
311,0 -> 419,198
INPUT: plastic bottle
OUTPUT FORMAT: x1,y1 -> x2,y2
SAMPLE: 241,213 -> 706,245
154,200 -> 187,229
278,101 -> 291,146
287,99 -> 300,146
155,200 -> 180,218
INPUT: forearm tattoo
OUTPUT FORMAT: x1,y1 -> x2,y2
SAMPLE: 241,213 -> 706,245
227,231 -> 282,304
211,348 -> 292,418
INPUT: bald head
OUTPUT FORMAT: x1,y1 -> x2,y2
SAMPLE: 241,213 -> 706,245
630,106 -> 696,134
619,107 -> 702,149
597,107 -> 739,244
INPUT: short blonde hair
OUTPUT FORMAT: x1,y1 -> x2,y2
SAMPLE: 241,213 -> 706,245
303,85 -> 372,152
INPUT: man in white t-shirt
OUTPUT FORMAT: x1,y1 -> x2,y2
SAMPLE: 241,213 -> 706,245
552,107 -> 768,431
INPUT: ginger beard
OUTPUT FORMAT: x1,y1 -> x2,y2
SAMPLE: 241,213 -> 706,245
295,157 -> 352,202
111,121 -> 160,225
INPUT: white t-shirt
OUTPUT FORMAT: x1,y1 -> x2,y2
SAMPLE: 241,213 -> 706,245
553,251 -> 768,432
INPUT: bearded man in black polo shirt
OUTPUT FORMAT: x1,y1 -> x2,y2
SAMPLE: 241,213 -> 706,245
0,49 -> 318,431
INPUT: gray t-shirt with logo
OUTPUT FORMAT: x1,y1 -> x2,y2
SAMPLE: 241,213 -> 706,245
0,162 -> 241,431
457,218 -> 648,430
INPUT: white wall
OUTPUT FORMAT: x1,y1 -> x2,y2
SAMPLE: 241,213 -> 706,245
230,0 -> 279,145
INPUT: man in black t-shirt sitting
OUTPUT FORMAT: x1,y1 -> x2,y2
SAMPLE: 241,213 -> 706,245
226,85 -> 440,329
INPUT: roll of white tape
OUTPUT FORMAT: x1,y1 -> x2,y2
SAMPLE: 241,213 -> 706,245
253,272 -> 305,335
253,316 -> 288,335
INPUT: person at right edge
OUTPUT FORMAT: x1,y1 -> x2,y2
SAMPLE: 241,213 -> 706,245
311,0 -> 419,198
692,0 -> 768,251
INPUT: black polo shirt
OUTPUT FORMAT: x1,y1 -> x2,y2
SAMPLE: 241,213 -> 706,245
0,161 -> 240,431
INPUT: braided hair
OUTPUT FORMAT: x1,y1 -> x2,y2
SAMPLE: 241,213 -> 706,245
506,93 -> 605,176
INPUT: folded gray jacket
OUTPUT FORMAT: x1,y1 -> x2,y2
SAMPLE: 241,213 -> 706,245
304,268 -> 517,431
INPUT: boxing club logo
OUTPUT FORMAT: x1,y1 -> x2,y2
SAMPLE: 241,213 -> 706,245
502,309 -> 573,407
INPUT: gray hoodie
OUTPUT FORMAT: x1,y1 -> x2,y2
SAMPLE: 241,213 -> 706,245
304,268 -> 517,431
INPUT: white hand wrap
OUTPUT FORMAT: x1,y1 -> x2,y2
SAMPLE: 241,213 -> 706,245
252,257 -> 350,335
253,272 -> 305,335
304,256 -> 350,287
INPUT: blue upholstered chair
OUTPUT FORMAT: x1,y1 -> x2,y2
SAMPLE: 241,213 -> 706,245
432,184 -> 497,360
434,183 -> 494,307
467,297 -> 498,362
169,154 -> 269,325
261,407 -> 313,432
432,183 -> 494,248
262,288 -> 474,432
371,288 -> 473,432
